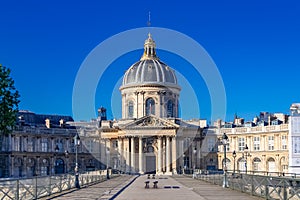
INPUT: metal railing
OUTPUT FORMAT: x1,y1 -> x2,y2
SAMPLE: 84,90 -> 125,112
193,170 -> 300,200
0,170 -> 117,200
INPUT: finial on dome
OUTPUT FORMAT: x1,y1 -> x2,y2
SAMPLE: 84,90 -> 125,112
141,33 -> 158,60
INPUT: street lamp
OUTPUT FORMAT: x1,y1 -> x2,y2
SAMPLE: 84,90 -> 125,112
54,145 -> 59,174
221,133 -> 229,188
183,153 -> 186,174
243,144 -> 251,174
74,133 -> 80,189
65,150 -> 69,174
193,147 -> 197,173
232,150 -> 236,175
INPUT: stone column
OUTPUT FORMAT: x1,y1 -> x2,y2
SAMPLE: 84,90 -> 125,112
134,92 -> 139,118
157,137 -> 162,173
37,157 -> 40,176
172,136 -> 177,173
23,136 -> 28,152
106,139 -> 111,168
23,156 -> 27,177
139,137 -> 143,174
125,138 -> 130,173
11,136 -> 14,151
36,137 -> 40,152
140,91 -> 145,116
51,138 -> 55,152
118,138 -> 123,172
179,138 -> 184,170
11,156 -> 14,177
162,137 -> 166,171
131,137 -> 135,173
166,136 -> 171,173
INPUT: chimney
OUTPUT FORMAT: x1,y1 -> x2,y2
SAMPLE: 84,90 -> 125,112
45,119 -> 50,128
59,119 -> 64,127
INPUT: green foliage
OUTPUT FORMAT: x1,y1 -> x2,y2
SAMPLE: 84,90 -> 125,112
0,64 -> 20,135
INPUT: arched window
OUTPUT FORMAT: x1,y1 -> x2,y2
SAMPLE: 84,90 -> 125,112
146,98 -> 155,115
267,157 -> 276,172
253,157 -> 261,171
167,100 -> 173,117
128,101 -> 134,118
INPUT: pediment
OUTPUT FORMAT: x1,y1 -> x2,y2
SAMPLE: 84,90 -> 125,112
122,115 -> 179,129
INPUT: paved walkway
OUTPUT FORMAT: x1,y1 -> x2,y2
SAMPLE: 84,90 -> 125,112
44,174 -> 263,200
115,175 -> 262,200
42,175 -> 136,200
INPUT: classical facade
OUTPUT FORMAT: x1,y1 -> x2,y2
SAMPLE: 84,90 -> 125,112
0,111 -> 100,178
94,34 -> 205,174
215,121 -> 289,174
1,33 -> 299,178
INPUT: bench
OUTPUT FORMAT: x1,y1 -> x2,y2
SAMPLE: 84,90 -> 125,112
145,181 -> 150,188
153,181 -> 158,188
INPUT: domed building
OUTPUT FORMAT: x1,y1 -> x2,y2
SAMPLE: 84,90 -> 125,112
97,33 -> 206,174
120,33 -> 180,119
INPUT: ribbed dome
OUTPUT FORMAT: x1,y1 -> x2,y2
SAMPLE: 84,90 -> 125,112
121,33 -> 178,87
122,59 -> 177,86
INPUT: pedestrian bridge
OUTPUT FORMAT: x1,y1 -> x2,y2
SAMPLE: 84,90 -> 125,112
0,170 -> 299,199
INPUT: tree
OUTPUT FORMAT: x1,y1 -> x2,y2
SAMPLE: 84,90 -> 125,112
0,64 -> 20,136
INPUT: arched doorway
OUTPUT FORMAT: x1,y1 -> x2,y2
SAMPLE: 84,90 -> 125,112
222,158 -> 231,170
267,157 -> 276,172
145,145 -> 156,174
280,156 -> 288,173
252,157 -> 261,172
27,158 -> 36,176
55,158 -> 65,174
237,157 -> 246,172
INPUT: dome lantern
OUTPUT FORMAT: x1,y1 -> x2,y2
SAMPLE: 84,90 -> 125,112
121,34 -> 180,87
141,33 -> 158,60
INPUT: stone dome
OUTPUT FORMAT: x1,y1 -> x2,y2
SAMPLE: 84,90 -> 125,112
121,33 -> 178,88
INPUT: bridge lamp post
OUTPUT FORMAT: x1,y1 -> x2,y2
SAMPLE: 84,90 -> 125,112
243,144 -> 251,174
221,133 -> 229,188
65,150 -> 69,174
232,150 -> 236,175
193,147 -> 197,173
74,133 -> 81,189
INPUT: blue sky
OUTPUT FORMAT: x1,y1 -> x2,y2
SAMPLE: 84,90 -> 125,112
1,0 -> 300,122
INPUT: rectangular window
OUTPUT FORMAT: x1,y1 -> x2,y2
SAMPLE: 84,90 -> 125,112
253,162 -> 259,171
40,166 -> 48,176
253,137 -> 260,151
268,136 -> 274,150
27,138 -> 33,152
183,138 -> 191,151
238,137 -> 245,151
208,138 -> 215,152
14,137 -> 20,151
112,140 -> 118,149
86,140 -> 94,153
282,135 -> 287,150
41,138 -> 48,152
